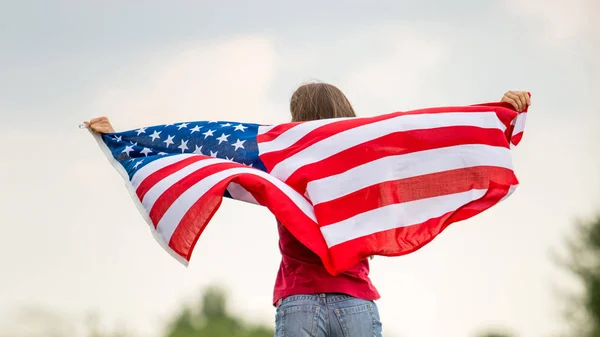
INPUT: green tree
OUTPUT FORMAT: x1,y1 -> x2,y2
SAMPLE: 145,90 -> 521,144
561,214 -> 600,337
165,285 -> 273,337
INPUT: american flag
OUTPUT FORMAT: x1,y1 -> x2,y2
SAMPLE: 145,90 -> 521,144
90,101 -> 527,275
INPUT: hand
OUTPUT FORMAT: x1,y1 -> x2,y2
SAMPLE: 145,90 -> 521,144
84,116 -> 115,134
501,91 -> 531,112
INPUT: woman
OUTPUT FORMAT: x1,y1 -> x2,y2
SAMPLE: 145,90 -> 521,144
87,84 -> 531,337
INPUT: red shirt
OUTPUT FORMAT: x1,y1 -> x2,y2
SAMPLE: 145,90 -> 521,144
273,221 -> 380,305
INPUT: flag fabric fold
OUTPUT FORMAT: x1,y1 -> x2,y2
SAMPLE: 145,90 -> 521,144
89,101 -> 528,275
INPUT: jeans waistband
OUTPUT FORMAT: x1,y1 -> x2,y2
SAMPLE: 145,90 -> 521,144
277,293 -> 357,307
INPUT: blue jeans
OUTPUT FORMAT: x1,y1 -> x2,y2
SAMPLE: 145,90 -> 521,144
275,293 -> 383,337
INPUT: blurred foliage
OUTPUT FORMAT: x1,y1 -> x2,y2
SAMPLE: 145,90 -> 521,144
559,214 -> 600,337
164,285 -> 273,337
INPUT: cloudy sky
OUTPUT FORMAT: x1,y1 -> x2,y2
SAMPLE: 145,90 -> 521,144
1,1 -> 598,336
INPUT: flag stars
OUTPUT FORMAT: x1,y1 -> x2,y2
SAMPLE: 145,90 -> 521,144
202,129 -> 215,139
158,152 -> 168,156
225,156 -> 233,161
210,151 -> 218,158
216,133 -> 230,144
232,139 -> 245,151
177,123 -> 189,130
135,127 -> 147,135
193,145 -> 203,154
178,139 -> 189,153
149,130 -> 162,141
140,147 -> 153,156
122,145 -> 134,156
221,122 -> 232,127
234,124 -> 248,132
190,125 -> 202,134
163,135 -> 175,147
133,160 -> 144,169
113,135 -> 123,142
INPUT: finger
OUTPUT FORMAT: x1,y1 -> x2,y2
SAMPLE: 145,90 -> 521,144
89,116 -> 107,124
503,96 -> 520,111
507,92 -> 524,111
522,92 -> 531,106
508,91 -> 525,111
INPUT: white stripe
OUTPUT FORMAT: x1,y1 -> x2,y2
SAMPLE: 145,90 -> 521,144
269,112 -> 506,181
140,158 -> 224,211
257,125 -> 276,136
512,113 -> 527,138
156,167 -> 317,243
227,182 -> 259,205
307,144 -> 513,205
321,188 -> 488,247
258,118 -> 352,154
131,154 -> 194,187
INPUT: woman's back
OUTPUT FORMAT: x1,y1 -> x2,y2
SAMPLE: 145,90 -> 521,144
273,221 -> 380,305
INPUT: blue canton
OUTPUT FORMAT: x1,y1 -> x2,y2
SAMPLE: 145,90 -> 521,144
101,120 -> 268,179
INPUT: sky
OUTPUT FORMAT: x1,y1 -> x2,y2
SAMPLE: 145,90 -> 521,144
0,0 -> 598,336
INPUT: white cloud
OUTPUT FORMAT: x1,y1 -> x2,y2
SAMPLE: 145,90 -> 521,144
339,26 -> 448,114
505,0 -> 598,41
88,36 -> 281,130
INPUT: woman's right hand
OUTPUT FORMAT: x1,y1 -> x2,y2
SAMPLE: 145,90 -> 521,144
84,116 -> 115,134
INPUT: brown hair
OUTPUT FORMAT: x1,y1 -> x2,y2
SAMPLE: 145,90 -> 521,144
290,82 -> 356,122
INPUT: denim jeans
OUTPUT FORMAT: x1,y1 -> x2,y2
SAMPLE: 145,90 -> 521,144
275,293 -> 383,337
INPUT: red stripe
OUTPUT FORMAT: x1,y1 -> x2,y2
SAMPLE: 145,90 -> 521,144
148,161 -> 241,225
259,109 -> 514,173
256,123 -> 299,143
511,132 -> 523,146
323,183 -> 511,275
314,166 -> 517,226
168,172 -> 330,263
135,155 -> 210,201
283,125 -> 509,194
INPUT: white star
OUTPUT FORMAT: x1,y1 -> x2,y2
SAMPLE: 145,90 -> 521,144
207,120 -> 218,124
165,122 -> 175,126
244,162 -> 253,167
193,145 -> 203,154
216,133 -> 230,144
163,135 -> 175,147
177,123 -> 189,130
113,135 -> 123,142
225,156 -> 233,161
232,139 -> 246,151
122,145 -> 134,156
135,127 -> 147,135
140,147 -> 153,156
177,139 -> 189,153
210,151 -> 218,157
133,160 -> 144,169
149,130 -> 162,141
234,124 -> 248,132
158,152 -> 168,155
130,141 -> 138,146
221,123 -> 232,127
190,125 -> 202,134
202,129 -> 215,139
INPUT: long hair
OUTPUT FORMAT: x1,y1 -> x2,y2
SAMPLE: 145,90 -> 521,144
289,82 -> 372,260
290,82 -> 356,122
